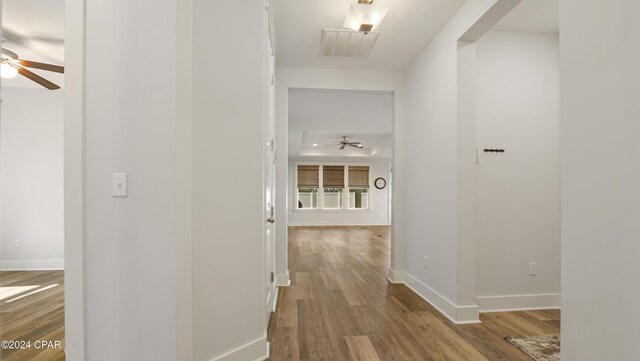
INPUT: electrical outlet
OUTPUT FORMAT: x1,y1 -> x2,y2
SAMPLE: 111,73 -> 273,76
15,239 -> 22,248
529,262 -> 537,276
424,256 -> 429,270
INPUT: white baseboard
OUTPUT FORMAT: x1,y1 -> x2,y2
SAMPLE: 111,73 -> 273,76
390,271 -> 558,320
455,306 -> 481,324
477,293 -> 561,313
272,287 -> 279,312
211,336 -> 269,361
387,268 -> 405,284
275,271 -> 290,287
0,259 -> 64,270
402,271 -> 480,324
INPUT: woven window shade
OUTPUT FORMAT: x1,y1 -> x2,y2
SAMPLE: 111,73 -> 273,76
323,166 -> 345,188
348,166 -> 369,188
297,165 -> 319,187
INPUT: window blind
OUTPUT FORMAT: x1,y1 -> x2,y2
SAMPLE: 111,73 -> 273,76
297,165 -> 319,187
348,166 -> 369,188
323,166 -> 345,188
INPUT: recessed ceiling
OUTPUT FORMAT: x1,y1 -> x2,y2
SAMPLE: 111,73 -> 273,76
493,0 -> 559,34
299,131 -> 391,158
272,0 -> 465,71
2,0 -> 65,89
289,89 -> 393,159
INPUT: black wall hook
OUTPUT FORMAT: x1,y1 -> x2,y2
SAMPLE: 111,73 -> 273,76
483,148 -> 505,153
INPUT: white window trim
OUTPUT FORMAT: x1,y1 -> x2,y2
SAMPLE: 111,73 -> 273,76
295,162 -> 371,211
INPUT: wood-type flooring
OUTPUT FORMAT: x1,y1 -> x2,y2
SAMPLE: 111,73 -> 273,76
0,270 -> 65,361
267,226 -> 560,361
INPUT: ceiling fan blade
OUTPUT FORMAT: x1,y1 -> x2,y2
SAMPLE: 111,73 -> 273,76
348,143 -> 364,148
340,144 -> 346,150
19,59 -> 64,73
18,67 -> 60,90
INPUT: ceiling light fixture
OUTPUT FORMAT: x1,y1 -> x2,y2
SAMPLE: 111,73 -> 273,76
0,63 -> 18,79
312,143 -> 318,147
0,48 -> 64,89
344,0 -> 390,34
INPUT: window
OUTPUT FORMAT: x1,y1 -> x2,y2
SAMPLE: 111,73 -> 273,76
322,166 -> 344,209
348,166 -> 369,209
297,165 -> 318,209
296,164 -> 370,211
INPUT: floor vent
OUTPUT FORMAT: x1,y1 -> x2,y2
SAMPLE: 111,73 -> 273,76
320,29 -> 379,58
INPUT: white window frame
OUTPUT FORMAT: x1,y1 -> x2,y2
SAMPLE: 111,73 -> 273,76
295,162 -> 371,211
346,165 -> 371,210
295,164 -> 320,209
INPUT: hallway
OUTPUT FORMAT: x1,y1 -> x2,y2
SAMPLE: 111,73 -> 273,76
268,226 -> 560,361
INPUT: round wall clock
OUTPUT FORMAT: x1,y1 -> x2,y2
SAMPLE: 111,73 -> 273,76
374,177 -> 386,190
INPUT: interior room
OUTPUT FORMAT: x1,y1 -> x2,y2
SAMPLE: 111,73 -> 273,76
2,0 -> 637,360
0,0 -> 66,360
267,1 -> 562,359
287,88 -> 393,226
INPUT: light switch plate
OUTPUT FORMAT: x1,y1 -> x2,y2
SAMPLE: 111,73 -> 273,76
112,173 -> 128,197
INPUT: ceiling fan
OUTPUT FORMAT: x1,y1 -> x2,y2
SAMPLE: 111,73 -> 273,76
325,136 -> 364,150
1,48 -> 64,90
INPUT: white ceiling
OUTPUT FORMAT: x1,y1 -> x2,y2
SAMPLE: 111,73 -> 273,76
2,0 -> 65,89
272,0 -> 465,71
493,0 -> 559,34
289,89 -> 393,159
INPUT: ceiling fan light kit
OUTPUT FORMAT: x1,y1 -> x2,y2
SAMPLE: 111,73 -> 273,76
1,62 -> 18,78
0,48 -> 64,90
344,0 -> 389,34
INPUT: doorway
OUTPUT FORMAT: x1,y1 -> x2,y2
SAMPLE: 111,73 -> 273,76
457,0 -> 561,320
286,87 -> 394,256
0,0 -> 66,359
272,70 -> 406,290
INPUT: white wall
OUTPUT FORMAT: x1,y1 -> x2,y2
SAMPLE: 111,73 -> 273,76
175,0 -> 193,358
560,0 -> 640,360
84,0 -> 179,359
191,0 -> 268,360
82,0 -> 269,360
275,66 -> 406,286
474,30 -> 560,311
288,159 -> 391,226
404,0 -> 500,322
0,88 -> 64,270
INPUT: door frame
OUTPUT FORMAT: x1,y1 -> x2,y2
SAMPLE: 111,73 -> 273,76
274,69 -> 407,286
264,0 -> 277,324
64,0 -> 87,359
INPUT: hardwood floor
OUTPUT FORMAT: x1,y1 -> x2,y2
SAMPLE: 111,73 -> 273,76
267,226 -> 560,361
0,270 -> 65,361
